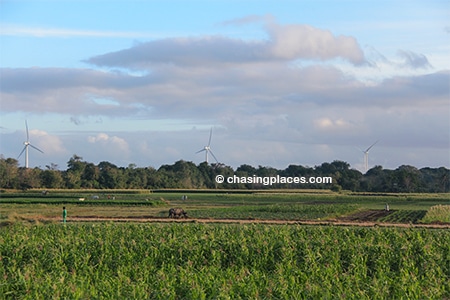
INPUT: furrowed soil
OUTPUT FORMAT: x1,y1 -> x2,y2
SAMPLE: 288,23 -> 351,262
338,209 -> 394,222
14,213 -> 450,229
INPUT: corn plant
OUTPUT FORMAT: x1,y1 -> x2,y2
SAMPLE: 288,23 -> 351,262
1,223 -> 449,299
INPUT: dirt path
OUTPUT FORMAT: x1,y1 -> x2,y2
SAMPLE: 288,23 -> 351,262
36,216 -> 450,229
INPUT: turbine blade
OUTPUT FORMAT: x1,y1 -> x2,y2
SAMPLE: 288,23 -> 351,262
196,149 -> 206,154
208,128 -> 213,147
365,140 -> 379,152
25,120 -> 29,142
18,146 -> 27,159
29,144 -> 44,153
209,149 -> 219,163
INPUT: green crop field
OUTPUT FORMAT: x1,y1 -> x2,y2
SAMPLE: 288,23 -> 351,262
1,190 -> 449,298
1,223 -> 449,299
377,210 -> 428,224
1,189 -> 449,224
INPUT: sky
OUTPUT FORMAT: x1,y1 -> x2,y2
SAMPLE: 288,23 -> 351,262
1,0 -> 449,172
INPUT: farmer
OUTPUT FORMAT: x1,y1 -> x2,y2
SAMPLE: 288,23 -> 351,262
62,206 -> 67,224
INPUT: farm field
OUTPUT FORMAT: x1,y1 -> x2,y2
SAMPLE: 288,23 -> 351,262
1,190 -> 449,298
1,222 -> 450,299
0,190 -> 450,225
1,189 -> 449,225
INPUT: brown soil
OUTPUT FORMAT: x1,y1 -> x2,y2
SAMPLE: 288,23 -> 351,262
338,209 -> 394,222
27,215 -> 450,229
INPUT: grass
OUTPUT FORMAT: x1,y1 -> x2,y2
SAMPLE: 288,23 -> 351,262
1,190 -> 449,224
188,203 -> 360,220
421,205 -> 450,223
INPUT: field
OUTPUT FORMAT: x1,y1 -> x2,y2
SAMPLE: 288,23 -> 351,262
1,190 -> 450,299
2,223 -> 450,299
0,190 -> 450,224
1,189 -> 449,225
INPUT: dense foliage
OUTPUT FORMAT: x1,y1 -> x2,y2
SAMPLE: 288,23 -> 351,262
422,205 -> 450,223
0,155 -> 449,192
188,203 -> 360,220
1,223 -> 449,299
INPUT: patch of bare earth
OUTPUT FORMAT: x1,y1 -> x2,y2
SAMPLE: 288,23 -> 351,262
338,209 -> 394,222
28,214 -> 450,229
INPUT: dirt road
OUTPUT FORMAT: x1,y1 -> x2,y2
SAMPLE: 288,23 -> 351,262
37,215 -> 450,229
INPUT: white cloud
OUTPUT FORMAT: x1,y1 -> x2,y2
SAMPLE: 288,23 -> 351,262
1,16 -> 448,170
88,133 -> 129,155
314,118 -> 354,131
0,24 -> 156,38
266,23 -> 366,65
86,21 -> 367,68
29,129 -> 67,155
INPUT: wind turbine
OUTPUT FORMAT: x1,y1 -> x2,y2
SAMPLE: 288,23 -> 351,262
196,128 -> 218,164
359,140 -> 378,173
17,121 -> 44,168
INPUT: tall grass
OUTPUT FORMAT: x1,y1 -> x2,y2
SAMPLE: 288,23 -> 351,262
1,223 -> 449,299
422,205 -> 450,223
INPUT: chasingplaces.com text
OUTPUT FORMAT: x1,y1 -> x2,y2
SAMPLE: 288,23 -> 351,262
215,175 -> 333,186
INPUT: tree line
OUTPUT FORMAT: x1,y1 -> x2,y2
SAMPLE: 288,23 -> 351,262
0,154 -> 449,193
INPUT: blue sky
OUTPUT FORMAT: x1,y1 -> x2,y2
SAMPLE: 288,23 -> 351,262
1,0 -> 449,171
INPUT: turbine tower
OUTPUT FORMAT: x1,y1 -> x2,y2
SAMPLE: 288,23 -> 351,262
196,128 -> 218,164
18,121 -> 44,168
360,140 -> 378,173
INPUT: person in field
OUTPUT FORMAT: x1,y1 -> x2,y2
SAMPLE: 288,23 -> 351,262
62,207 -> 67,224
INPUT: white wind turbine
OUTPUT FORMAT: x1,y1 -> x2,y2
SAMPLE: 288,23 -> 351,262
17,121 -> 44,168
358,140 -> 378,173
196,128 -> 218,164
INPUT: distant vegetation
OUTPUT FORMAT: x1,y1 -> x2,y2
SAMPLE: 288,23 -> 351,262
0,154 -> 449,192
422,205 -> 450,223
1,190 -> 449,224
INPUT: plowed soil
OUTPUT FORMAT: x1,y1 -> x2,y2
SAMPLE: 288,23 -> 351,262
26,214 -> 450,229
338,209 -> 394,222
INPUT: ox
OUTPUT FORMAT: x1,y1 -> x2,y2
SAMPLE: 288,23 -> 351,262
168,208 -> 188,218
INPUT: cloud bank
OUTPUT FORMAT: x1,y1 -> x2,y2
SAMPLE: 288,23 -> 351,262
1,18 -> 448,170
86,23 -> 366,68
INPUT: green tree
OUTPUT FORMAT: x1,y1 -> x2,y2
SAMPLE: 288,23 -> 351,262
281,164 -> 314,177
143,167 -> 158,189
0,156 -> 20,189
394,165 -> 420,192
81,163 -> 100,188
41,169 -> 64,188
98,161 -> 126,189
18,168 -> 42,190
361,166 -> 395,192
125,164 -> 147,189
65,155 -> 86,188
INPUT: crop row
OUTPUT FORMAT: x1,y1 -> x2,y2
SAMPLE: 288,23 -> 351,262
378,210 -> 427,224
0,198 -> 165,206
3,191 -> 450,204
189,203 -> 360,220
1,223 -> 449,299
